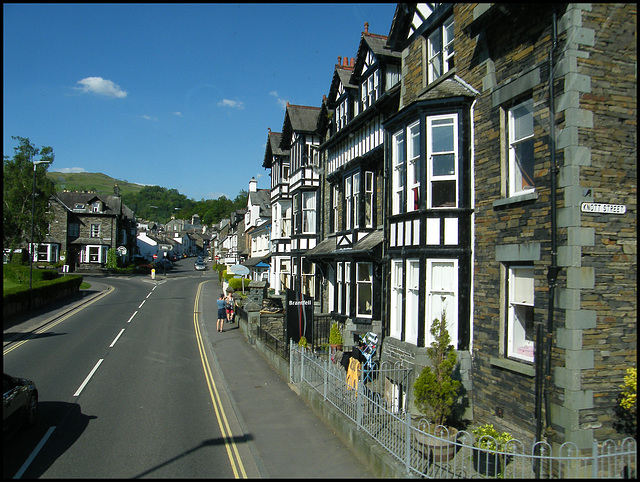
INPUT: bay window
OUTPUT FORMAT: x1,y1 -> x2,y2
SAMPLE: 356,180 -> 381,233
425,259 -> 458,349
364,171 -> 374,228
407,121 -> 421,212
392,130 -> 405,214
302,192 -> 316,234
390,260 -> 403,339
428,114 -> 458,208
356,262 -> 373,317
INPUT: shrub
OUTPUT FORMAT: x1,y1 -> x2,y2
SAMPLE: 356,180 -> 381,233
413,310 -> 461,428
228,277 -> 250,291
472,424 -> 514,451
614,367 -> 637,436
329,323 -> 343,346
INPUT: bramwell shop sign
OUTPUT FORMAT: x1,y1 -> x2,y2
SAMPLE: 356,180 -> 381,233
286,289 -> 314,346
581,202 -> 627,214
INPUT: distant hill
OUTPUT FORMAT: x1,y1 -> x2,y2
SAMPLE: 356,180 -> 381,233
46,172 -> 149,197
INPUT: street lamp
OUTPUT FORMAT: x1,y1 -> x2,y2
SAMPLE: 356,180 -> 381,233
29,159 -> 51,309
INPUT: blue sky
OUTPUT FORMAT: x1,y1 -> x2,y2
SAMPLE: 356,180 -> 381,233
3,3 -> 397,201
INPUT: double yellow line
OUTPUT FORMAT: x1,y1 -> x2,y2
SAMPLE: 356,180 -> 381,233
193,281 -> 247,479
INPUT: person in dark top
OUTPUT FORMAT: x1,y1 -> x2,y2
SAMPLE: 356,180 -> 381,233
216,293 -> 227,332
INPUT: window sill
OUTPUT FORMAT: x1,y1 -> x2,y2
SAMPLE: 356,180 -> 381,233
489,356 -> 535,377
492,191 -> 538,209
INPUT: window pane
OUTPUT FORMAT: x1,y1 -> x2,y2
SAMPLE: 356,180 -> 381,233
357,263 -> 371,282
432,122 -> 454,153
512,100 -> 534,141
358,283 -> 372,315
515,138 -> 535,190
432,180 -> 456,207
432,153 -> 455,176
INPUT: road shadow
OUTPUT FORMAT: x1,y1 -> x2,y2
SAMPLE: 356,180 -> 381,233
131,434 -> 254,478
3,401 -> 96,478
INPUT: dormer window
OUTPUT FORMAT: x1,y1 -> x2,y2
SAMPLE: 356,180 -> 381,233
75,203 -> 85,210
92,201 -> 102,213
361,69 -> 379,110
427,16 -> 455,84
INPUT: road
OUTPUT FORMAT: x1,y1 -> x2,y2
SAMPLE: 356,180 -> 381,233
3,261 -> 259,478
3,260 -> 373,478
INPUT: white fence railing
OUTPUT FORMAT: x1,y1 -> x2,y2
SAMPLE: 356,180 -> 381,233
289,342 -> 637,479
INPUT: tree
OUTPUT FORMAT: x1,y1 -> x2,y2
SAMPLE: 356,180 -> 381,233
3,136 -> 56,252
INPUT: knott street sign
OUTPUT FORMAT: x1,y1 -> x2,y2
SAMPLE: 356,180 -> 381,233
581,202 -> 626,215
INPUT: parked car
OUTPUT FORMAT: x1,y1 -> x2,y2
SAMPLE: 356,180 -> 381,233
155,258 -> 173,270
3,373 -> 38,438
194,260 -> 206,271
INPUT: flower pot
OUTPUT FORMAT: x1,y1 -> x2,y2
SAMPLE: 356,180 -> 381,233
472,448 -> 502,477
414,426 -> 458,463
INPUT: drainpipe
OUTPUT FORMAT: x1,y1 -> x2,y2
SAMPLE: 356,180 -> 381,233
544,7 -> 560,439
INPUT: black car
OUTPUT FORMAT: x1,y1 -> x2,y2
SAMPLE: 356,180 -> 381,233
3,373 -> 38,438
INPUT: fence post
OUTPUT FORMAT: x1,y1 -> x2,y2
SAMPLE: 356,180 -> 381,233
323,358 -> 328,400
592,439 -> 598,479
356,367 -> 363,430
405,411 -> 412,473
289,339 -> 294,383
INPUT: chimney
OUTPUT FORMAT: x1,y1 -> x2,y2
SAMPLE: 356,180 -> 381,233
343,56 -> 348,66
268,127 -> 271,133
337,56 -> 342,66
351,58 -> 355,67
249,177 -> 257,193
364,22 -> 369,34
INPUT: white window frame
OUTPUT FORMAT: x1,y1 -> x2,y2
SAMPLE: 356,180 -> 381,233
405,259 -> 420,345
390,259 -> 403,340
344,262 -> 351,317
337,262 -> 343,313
302,192 -> 316,234
427,114 -> 458,209
356,262 -> 373,318
364,171 -> 374,228
425,259 -> 458,349
301,258 -> 315,297
332,184 -> 339,233
345,175 -> 353,229
427,16 -> 455,84
282,204 -> 292,237
353,172 -> 360,229
407,121 -> 421,212
507,266 -> 535,362
508,99 -> 535,196
90,223 -> 100,238
392,130 -> 406,215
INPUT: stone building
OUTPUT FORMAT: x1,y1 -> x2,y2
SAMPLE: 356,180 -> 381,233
383,3 -> 636,450
45,188 -> 137,270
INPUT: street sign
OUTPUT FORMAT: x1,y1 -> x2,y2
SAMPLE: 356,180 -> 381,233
117,246 -> 127,256
153,254 -> 158,259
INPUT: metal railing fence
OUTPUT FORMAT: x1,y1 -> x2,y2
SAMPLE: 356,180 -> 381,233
290,342 -> 637,479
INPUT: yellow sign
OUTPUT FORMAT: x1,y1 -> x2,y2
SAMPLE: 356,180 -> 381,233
346,358 -> 360,391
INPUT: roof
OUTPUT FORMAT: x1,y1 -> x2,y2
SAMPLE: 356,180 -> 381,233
262,130 -> 289,168
280,104 -> 321,149
248,189 -> 271,218
415,75 -> 479,102
54,191 -> 134,219
306,228 -> 383,260
351,30 -> 401,84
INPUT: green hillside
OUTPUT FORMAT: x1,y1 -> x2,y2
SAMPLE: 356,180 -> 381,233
46,171 -> 148,196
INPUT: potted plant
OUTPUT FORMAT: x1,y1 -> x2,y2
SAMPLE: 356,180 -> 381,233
471,423 -> 514,476
412,310 -> 461,461
298,336 -> 308,350
329,322 -> 343,350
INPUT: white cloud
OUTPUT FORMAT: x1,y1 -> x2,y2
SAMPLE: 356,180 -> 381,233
141,115 -> 158,121
52,167 -> 87,173
270,91 -> 288,110
75,77 -> 127,98
218,99 -> 245,109
173,111 -> 183,116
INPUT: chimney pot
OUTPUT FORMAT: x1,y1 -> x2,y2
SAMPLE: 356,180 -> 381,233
351,58 -> 355,66
268,127 -> 271,133
364,22 -> 369,34
337,56 -> 342,65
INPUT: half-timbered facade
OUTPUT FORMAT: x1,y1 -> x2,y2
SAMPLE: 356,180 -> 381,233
307,23 -> 401,344
279,103 -> 322,297
262,128 -> 292,294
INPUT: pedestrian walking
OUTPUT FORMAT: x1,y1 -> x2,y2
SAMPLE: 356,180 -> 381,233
225,291 -> 235,323
217,293 -> 226,332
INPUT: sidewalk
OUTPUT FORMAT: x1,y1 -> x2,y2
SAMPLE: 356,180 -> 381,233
198,277 -> 375,478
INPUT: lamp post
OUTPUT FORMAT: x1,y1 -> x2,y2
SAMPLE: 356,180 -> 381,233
29,159 -> 51,309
